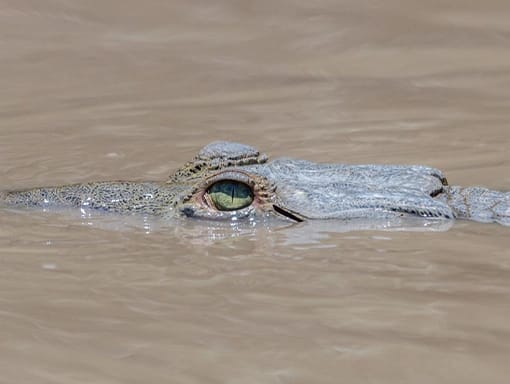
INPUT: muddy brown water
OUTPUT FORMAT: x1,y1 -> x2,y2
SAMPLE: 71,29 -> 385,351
1,1 -> 510,383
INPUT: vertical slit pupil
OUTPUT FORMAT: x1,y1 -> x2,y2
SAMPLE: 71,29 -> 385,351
207,180 -> 254,211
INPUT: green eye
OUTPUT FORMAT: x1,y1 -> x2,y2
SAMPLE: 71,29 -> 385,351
207,180 -> 254,211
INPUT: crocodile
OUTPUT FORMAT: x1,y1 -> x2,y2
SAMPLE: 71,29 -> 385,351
1,141 -> 509,226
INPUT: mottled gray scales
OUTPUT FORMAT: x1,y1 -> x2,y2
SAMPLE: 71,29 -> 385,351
3,182 -> 177,216
438,186 -> 510,226
1,141 -> 509,227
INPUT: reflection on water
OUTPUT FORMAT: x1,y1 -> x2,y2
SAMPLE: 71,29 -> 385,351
1,0 -> 510,383
140,215 -> 454,247
4,205 -> 455,246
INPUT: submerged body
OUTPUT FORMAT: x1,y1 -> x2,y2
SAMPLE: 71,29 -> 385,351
2,141 -> 509,226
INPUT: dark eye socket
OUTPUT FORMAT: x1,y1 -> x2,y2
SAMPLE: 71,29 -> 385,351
206,180 -> 254,211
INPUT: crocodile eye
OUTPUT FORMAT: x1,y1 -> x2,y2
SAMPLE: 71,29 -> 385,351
207,180 -> 254,211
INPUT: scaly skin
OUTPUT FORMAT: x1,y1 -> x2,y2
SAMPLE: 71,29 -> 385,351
1,141 -> 509,226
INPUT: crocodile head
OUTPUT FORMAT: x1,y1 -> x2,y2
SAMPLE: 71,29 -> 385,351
167,141 -> 454,222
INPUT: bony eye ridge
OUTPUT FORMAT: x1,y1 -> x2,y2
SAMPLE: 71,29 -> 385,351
207,180 -> 254,211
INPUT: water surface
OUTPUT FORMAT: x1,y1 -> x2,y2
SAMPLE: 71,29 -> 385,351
1,1 -> 510,383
